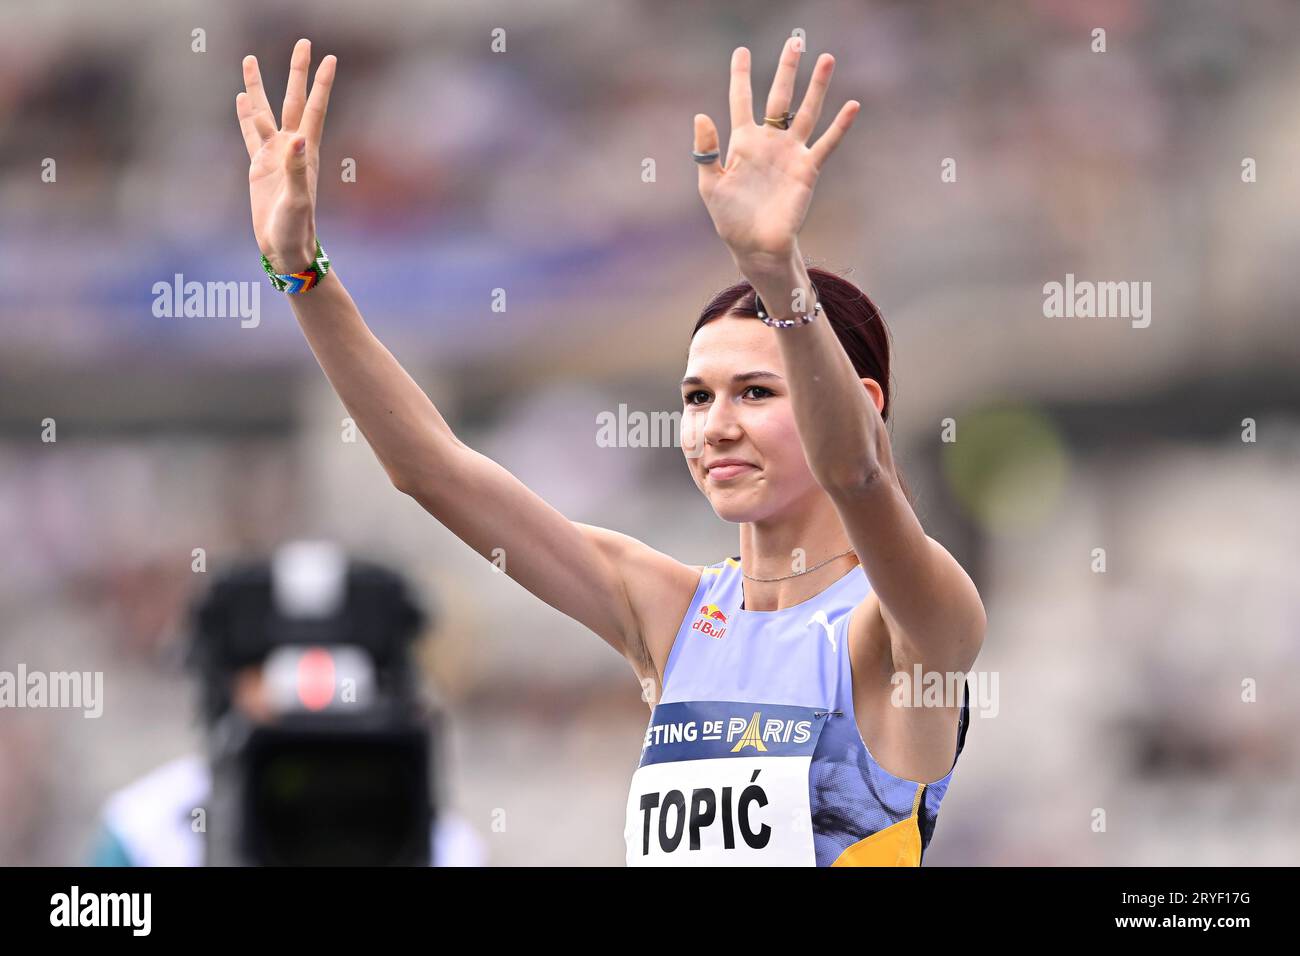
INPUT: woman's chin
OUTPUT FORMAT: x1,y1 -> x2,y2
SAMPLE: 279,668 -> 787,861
707,492 -> 766,524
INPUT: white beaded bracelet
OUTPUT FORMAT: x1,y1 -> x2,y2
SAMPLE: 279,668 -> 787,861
754,292 -> 822,329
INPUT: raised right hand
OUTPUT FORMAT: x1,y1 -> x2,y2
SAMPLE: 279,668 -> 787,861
235,39 -> 336,274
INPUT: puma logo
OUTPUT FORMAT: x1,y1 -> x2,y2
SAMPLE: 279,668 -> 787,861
808,610 -> 837,652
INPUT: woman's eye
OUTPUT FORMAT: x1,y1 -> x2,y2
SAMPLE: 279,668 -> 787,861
684,387 -> 771,405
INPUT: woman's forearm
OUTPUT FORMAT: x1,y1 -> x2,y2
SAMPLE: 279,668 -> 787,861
741,247 -> 890,490
284,268 -> 462,487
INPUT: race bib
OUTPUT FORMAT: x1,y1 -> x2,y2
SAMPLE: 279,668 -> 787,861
625,700 -> 828,866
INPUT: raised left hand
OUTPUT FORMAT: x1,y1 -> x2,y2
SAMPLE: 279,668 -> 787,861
694,37 -> 860,270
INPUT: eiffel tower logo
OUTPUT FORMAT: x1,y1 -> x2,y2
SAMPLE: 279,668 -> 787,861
730,711 -> 767,752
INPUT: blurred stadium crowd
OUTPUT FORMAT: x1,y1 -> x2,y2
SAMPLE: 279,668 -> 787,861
2,0 -> 1299,864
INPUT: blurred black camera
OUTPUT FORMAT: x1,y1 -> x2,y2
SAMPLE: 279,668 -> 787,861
188,542 -> 437,866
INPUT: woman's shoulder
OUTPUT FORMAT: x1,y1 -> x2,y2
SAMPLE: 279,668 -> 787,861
698,554 -> 740,577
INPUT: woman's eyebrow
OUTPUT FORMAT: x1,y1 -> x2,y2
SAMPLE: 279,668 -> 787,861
680,370 -> 785,387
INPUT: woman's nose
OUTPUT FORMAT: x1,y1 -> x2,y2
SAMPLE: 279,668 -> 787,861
682,402 -> 738,459
701,400 -> 743,443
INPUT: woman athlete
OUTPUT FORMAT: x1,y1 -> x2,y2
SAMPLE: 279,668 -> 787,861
235,36 -> 986,866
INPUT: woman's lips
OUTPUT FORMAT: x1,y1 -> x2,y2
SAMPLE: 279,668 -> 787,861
707,463 -> 756,481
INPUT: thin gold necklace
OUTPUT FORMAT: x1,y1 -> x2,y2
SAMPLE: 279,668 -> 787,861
741,546 -> 857,583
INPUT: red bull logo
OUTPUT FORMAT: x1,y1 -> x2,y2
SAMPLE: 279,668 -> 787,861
692,603 -> 728,639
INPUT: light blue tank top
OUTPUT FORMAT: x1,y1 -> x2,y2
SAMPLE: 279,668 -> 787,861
624,555 -> 969,866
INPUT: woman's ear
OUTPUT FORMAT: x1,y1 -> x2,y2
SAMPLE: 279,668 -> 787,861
861,378 -> 885,417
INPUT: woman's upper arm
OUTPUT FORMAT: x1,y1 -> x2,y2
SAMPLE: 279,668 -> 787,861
400,441 -> 698,672
829,472 -> 986,677
573,523 -> 704,685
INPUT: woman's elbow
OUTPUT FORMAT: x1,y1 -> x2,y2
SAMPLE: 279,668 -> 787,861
817,459 -> 889,498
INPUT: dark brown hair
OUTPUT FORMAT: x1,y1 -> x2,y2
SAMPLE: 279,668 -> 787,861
690,265 -> 914,505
